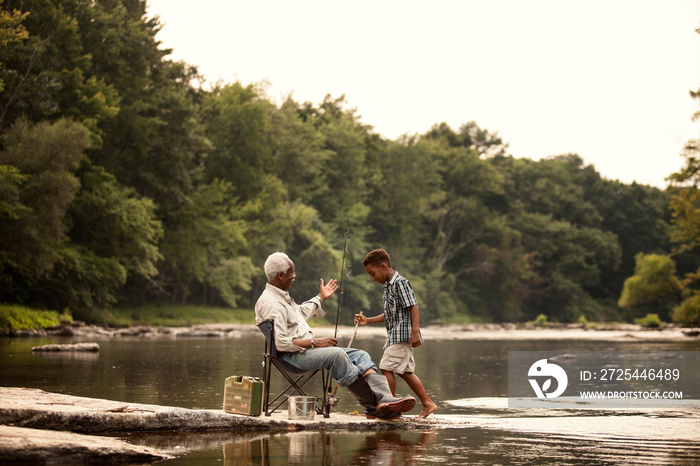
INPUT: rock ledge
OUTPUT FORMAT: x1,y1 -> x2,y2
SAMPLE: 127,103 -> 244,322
0,387 -> 441,463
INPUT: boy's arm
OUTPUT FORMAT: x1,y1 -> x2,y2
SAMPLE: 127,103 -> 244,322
354,313 -> 385,325
409,304 -> 422,347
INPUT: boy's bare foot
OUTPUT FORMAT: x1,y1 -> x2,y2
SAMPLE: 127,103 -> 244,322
418,401 -> 438,418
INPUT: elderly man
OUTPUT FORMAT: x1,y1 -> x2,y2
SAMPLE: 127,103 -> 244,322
254,252 -> 415,419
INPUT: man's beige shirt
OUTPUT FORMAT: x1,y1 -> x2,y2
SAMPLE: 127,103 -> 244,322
254,283 -> 326,352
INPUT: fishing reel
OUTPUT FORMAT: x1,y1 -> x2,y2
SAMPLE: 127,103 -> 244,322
327,393 -> 340,407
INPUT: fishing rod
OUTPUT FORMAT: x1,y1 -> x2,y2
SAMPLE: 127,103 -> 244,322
330,311 -> 362,398
333,214 -> 350,339
327,214 -> 351,409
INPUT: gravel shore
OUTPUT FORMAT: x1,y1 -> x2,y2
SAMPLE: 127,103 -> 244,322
6,321 -> 699,342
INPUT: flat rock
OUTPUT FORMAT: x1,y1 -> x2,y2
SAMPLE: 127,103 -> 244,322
0,425 -> 170,464
0,387 -> 440,434
31,343 -> 99,352
0,387 -> 441,464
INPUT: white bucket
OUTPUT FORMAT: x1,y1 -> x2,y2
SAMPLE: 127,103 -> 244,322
288,396 -> 316,420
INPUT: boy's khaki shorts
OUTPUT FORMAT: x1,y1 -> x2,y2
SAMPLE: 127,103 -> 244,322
379,342 -> 415,374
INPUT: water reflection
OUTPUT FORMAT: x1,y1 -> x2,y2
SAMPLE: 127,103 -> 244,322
141,430 -> 439,466
30,350 -> 100,362
124,430 -> 441,465
127,426 -> 700,465
353,430 -> 438,465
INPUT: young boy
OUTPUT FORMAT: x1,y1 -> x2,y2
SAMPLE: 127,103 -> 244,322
354,249 -> 438,418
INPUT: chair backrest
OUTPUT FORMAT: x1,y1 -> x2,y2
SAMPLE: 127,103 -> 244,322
258,319 -> 311,375
257,319 -> 279,359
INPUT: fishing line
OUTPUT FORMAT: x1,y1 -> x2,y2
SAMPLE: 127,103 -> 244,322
329,214 -> 357,407
333,214 -> 350,339
331,311 -> 362,398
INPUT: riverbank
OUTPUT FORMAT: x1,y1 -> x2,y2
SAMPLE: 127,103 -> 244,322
4,320 -> 699,342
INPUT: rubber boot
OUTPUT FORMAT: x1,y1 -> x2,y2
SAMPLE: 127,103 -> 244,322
346,376 -> 401,420
366,373 -> 416,415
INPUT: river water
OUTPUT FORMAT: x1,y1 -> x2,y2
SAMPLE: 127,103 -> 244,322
1,329 -> 699,464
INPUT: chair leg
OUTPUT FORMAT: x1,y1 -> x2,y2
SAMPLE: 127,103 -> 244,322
261,356 -> 334,417
267,361 -> 325,415
262,356 -> 273,416
319,369 -> 332,418
268,373 -> 314,414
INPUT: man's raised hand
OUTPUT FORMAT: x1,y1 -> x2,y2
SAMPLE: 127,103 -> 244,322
319,278 -> 339,301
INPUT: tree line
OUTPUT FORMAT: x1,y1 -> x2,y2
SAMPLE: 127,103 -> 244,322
1,0 -> 699,325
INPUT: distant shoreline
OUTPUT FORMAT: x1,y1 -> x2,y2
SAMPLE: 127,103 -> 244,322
418,324 -> 700,342
4,321 -> 699,342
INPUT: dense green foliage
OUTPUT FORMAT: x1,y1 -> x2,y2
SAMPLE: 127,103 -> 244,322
617,29 -> 700,327
0,304 -> 71,332
618,253 -> 681,321
666,115 -> 700,326
634,313 -> 663,328
0,0 -> 697,325
81,304 -> 256,328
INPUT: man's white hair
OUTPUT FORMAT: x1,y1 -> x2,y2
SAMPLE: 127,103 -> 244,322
264,252 -> 293,282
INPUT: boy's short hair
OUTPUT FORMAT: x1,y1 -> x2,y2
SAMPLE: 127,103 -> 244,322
363,249 -> 391,268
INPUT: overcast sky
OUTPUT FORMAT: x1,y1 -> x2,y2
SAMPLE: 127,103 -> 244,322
146,0 -> 700,188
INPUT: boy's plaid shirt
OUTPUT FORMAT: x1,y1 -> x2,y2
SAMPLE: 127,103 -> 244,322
382,271 -> 422,348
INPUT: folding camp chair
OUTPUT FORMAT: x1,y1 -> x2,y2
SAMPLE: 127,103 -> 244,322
258,319 -> 332,418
